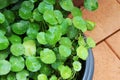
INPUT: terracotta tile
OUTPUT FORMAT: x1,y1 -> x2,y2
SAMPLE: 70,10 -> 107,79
83,0 -> 120,43
105,31 -> 120,58
92,42 -> 120,80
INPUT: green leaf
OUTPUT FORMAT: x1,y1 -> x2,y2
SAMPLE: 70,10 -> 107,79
9,0 -> 18,4
8,34 -> 22,44
0,60 -> 11,75
0,49 -> 9,60
0,35 -> 9,50
40,64 -> 52,76
71,7 -> 82,17
58,65 -> 72,79
59,45 -> 71,57
73,16 -> 87,32
40,48 -> 56,64
0,0 -> 9,9
27,23 -> 40,39
86,20 -> 95,31
60,0 -> 74,11
45,26 -> 62,45
11,20 -> 29,35
84,0 -> 98,11
54,10 -> 64,24
38,2 -> 53,14
60,19 -> 69,35
19,8 -> 32,20
23,40 -> 36,56
76,46 -> 88,60
44,0 -> 55,4
0,12 -> 5,24
49,75 -> 57,80
26,56 -> 41,72
51,61 -> 63,70
21,1 -> 34,11
43,10 -> 58,25
10,43 -> 25,56
33,8 -> 43,21
3,10 -> 15,23
37,32 -> 47,45
29,0 -> 38,3
78,36 -> 86,46
38,74 -> 48,80
59,37 -> 72,48
67,25 -> 79,39
86,37 -> 96,48
72,61 -> 82,71
16,70 -> 29,80
7,72 -> 16,80
10,56 -> 25,72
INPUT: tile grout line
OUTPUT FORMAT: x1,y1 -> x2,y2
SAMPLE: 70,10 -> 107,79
96,29 -> 120,45
104,40 -> 120,60
116,0 -> 120,4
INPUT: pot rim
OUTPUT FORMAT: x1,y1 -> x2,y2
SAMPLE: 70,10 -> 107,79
82,49 -> 94,80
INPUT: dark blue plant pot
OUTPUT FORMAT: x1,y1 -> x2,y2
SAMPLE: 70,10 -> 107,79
82,49 -> 94,80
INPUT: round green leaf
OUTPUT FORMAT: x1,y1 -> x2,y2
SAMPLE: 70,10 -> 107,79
67,25 -> 79,39
3,10 -> 15,23
60,0 -> 74,11
19,8 -> 32,20
0,0 -> 9,9
0,35 -> 9,50
37,32 -> 47,45
58,65 -> 72,79
10,43 -> 25,56
38,2 -> 53,14
73,16 -> 87,32
0,49 -> 9,60
59,45 -> 71,57
0,60 -> 11,75
33,8 -> 43,21
7,72 -> 16,80
40,48 -> 56,64
51,61 -> 63,70
59,37 -> 72,48
43,10 -> 57,25
72,61 -> 82,71
10,56 -> 25,72
84,0 -> 98,11
49,75 -> 57,80
23,40 -> 36,56
0,12 -> 5,24
60,19 -> 69,35
44,0 -> 55,4
45,26 -> 62,45
76,46 -> 88,60
26,56 -> 41,72
86,37 -> 96,48
21,1 -> 34,11
11,20 -> 29,35
27,23 -> 40,39
38,74 -> 48,80
8,34 -> 22,44
54,10 -> 64,24
16,70 -> 29,80
78,36 -> 86,46
40,64 -> 52,76
71,7 -> 82,17
86,20 -> 95,31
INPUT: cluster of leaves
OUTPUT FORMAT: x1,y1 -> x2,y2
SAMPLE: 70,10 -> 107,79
0,0 -> 98,80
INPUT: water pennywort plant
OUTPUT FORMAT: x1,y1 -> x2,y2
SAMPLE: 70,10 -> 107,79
0,0 -> 98,80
